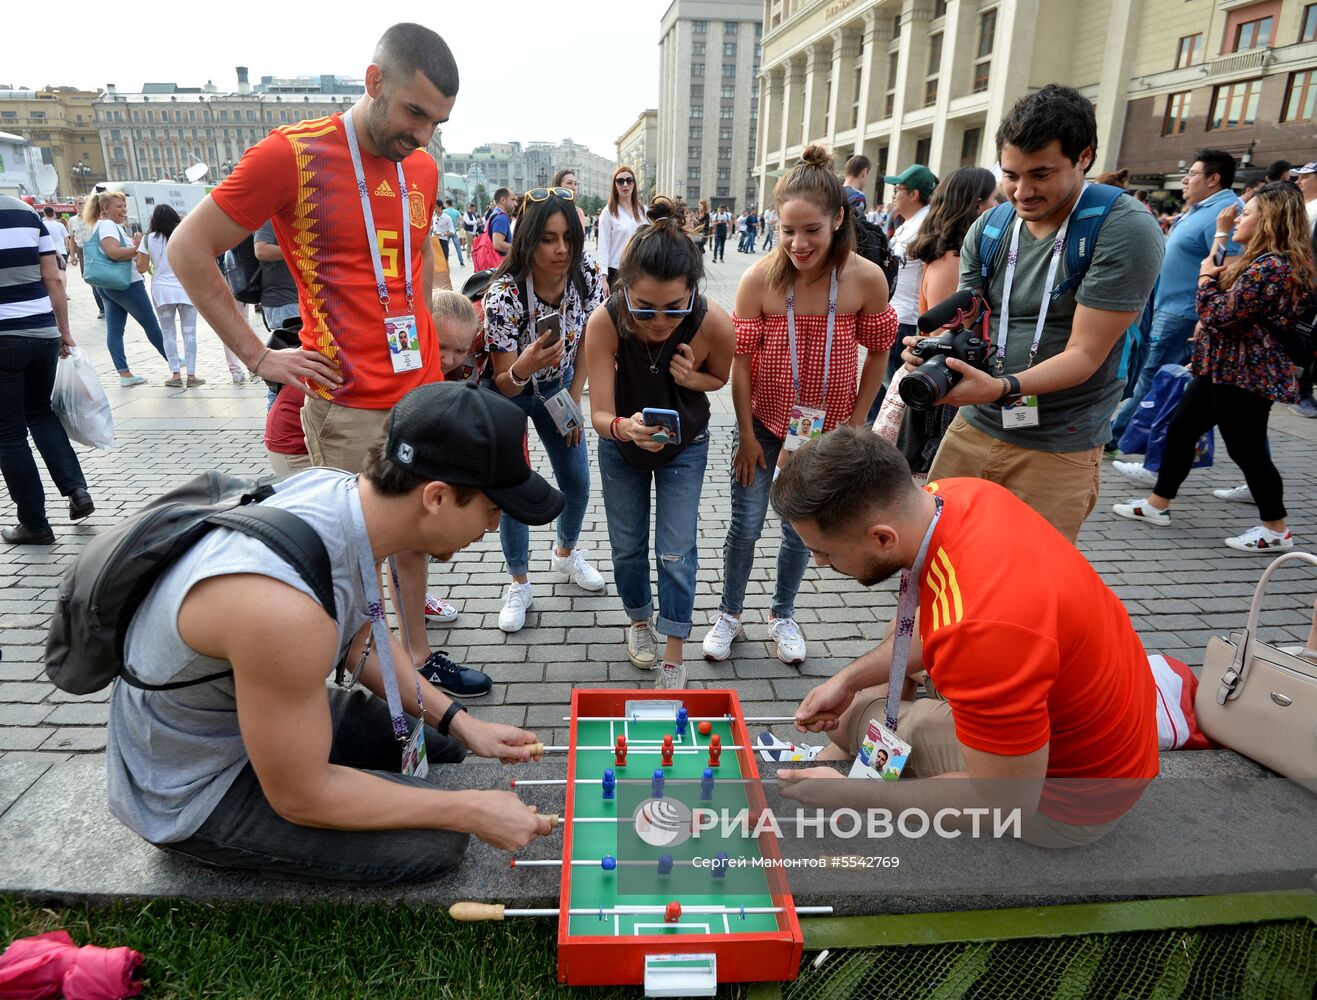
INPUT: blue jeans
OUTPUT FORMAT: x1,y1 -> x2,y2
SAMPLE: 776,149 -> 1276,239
747,229 -> 757,252
0,336 -> 86,530
263,302 -> 301,330
719,418 -> 811,620
598,434 -> 709,639
496,377 -> 591,577
100,280 -> 167,372
1110,311 -> 1197,441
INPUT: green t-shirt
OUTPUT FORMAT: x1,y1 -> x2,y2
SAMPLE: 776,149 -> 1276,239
957,195 -> 1165,452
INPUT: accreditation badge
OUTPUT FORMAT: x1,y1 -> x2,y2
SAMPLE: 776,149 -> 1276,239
783,404 -> 826,453
1001,394 -> 1040,429
401,719 -> 429,779
385,314 -> 422,373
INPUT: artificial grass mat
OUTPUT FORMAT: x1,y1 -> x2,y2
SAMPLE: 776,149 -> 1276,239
1,895 -> 754,999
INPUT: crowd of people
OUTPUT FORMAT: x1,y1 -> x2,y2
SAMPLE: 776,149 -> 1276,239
2,22 -> 1314,888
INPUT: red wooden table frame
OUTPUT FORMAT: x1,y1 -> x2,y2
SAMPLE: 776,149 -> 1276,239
557,689 -> 804,988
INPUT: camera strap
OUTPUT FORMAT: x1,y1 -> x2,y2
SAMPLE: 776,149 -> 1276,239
785,268 -> 838,408
886,495 -> 944,733
994,182 -> 1087,373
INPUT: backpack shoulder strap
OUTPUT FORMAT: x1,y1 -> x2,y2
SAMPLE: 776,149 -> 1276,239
1052,183 -> 1125,300
977,201 -> 1018,287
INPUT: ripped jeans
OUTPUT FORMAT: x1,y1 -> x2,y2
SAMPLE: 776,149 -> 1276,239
597,433 -> 709,639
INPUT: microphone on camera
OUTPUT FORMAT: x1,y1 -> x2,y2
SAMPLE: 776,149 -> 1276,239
916,289 -> 978,334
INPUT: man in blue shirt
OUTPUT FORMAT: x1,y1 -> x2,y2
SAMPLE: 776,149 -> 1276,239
1111,149 -> 1243,440
489,188 -> 514,259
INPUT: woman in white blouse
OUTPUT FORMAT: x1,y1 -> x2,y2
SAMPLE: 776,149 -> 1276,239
136,204 -> 202,388
596,164 -> 646,284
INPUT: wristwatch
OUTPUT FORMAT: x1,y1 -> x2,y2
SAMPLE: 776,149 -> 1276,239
438,700 -> 468,736
995,374 -> 1023,406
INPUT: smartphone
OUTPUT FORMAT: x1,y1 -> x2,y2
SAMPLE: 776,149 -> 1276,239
536,313 -> 563,346
642,407 -> 681,446
1212,245 -> 1227,267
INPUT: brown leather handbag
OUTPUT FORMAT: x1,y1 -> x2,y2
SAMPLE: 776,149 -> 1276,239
1196,551 -> 1317,793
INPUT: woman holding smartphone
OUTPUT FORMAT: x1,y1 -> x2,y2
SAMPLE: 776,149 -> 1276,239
485,187 -> 608,633
585,198 -> 735,689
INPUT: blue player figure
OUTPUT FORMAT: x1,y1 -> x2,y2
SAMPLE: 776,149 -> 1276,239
712,851 -> 729,879
700,766 -> 715,801
602,767 -> 616,800
675,706 -> 689,737
657,853 -> 674,876
602,855 -> 617,871
651,768 -> 666,799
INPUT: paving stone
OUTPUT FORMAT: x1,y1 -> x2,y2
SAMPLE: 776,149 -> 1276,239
40,728 -> 106,752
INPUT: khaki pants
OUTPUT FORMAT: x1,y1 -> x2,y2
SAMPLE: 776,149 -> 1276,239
926,414 -> 1102,543
300,397 -> 390,474
267,450 -> 314,477
833,688 -> 1122,849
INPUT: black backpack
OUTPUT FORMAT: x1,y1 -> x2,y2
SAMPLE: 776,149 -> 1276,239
853,214 -> 899,297
223,234 -> 264,305
45,472 -> 336,694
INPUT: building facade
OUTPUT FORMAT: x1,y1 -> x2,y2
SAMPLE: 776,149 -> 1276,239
617,109 -> 659,199
445,139 -> 616,201
93,70 -> 357,183
757,0 -> 1316,210
0,131 -> 44,195
0,88 -> 107,196
657,0 -> 765,210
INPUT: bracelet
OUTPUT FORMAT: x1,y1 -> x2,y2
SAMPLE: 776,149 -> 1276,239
1213,232 -> 1229,239
507,361 -> 530,387
250,347 -> 271,377
438,700 -> 467,737
994,374 -> 1022,406
610,415 -> 626,442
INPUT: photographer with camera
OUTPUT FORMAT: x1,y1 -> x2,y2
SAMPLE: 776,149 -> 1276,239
904,86 -> 1164,542
484,187 -> 608,634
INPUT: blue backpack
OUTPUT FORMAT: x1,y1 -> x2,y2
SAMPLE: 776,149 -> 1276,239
976,183 -> 1155,379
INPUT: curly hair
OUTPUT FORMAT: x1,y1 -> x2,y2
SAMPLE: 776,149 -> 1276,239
1221,183 -> 1316,291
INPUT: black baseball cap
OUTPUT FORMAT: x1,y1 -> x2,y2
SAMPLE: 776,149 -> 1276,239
385,381 -> 564,525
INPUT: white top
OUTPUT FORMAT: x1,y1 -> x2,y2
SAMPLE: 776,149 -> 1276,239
42,219 -> 69,255
432,211 -> 455,239
1306,197 -> 1317,228
890,204 -> 930,326
69,215 -> 90,247
137,231 -> 190,305
93,218 -> 143,283
596,203 -> 646,270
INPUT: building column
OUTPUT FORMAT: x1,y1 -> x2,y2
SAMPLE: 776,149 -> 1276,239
887,0 -> 930,175
780,57 -> 803,159
856,9 -> 891,138
764,67 -> 784,164
982,0 -> 1042,161
802,42 -> 832,150
827,28 -> 862,150
928,0 -> 971,175
1092,0 -> 1143,174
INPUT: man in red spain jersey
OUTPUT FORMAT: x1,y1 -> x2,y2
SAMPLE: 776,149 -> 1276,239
768,427 -> 1158,848
170,23 -> 491,700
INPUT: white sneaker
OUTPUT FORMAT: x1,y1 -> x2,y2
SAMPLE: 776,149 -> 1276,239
768,616 -> 807,666
755,731 -> 823,762
498,582 -> 533,633
655,661 -> 688,689
627,619 -> 660,670
1111,498 -> 1171,526
1113,461 -> 1158,487
550,547 -> 605,592
702,613 -> 742,662
118,374 -> 146,388
1213,484 -> 1254,504
1225,525 -> 1294,553
230,370 -> 245,385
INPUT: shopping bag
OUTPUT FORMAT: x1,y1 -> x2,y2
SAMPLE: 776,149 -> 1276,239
51,350 -> 115,451
1116,363 -> 1213,472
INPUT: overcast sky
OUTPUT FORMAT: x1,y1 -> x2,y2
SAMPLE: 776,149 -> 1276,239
4,0 -> 670,159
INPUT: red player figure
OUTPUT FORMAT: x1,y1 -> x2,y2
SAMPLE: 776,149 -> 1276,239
661,734 -> 674,767
615,735 -> 628,767
708,733 -> 722,768
664,900 -> 682,924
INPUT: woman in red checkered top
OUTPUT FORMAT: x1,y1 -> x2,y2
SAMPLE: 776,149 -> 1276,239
702,145 -> 898,668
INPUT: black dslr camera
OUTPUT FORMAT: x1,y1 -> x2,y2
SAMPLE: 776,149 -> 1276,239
897,290 -> 992,410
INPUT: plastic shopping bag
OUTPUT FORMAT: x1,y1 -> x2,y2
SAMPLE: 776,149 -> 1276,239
51,350 -> 115,451
872,367 -> 908,444
1116,363 -> 1212,472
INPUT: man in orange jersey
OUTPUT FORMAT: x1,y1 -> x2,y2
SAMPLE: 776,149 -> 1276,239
170,23 -> 489,700
768,427 -> 1158,848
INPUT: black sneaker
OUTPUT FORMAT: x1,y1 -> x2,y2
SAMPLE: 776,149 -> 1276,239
417,650 -> 492,698
68,487 -> 94,520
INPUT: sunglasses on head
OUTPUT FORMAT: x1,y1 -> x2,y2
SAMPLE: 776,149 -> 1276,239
616,176 -> 636,186
518,187 -> 575,216
624,288 -> 694,320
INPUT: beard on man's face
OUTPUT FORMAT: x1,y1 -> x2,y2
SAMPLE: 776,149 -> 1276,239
855,554 -> 905,588
366,95 -> 416,162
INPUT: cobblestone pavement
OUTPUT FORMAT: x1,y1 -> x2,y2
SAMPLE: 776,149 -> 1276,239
3,249 -> 1315,761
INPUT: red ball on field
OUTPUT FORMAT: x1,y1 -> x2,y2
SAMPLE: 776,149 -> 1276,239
698,721 -> 712,735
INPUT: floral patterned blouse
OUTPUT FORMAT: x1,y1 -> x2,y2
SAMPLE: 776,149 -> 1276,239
482,252 -> 606,385
1194,253 -> 1315,405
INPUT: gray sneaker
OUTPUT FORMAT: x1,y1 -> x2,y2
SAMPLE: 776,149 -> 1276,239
626,619 -> 660,670
655,661 -> 688,689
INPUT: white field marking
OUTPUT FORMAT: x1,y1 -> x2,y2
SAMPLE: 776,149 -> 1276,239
632,923 -> 712,935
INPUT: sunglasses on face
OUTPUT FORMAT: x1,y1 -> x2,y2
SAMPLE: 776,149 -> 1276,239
624,288 -> 694,320
616,176 -> 636,186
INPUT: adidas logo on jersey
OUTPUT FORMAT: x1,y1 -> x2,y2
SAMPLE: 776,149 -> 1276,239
374,179 -> 395,197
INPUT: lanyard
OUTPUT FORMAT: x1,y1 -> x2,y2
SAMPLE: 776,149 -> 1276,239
994,183 -> 1087,372
884,495 -> 944,733
524,271 -> 568,396
785,268 -> 838,408
345,480 -> 421,741
343,107 -> 413,315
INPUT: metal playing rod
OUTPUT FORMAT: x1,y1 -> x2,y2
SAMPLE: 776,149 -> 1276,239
538,745 -> 746,753
512,778 -> 780,787
450,902 -> 834,920
562,715 -> 816,723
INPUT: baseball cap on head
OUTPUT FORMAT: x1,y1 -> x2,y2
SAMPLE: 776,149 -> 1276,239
385,381 -> 564,525
1292,162 -> 1317,176
883,164 -> 939,200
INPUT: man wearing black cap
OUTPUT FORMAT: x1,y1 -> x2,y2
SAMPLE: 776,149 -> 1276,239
106,382 -> 564,884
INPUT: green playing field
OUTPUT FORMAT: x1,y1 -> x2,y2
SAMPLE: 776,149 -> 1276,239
565,715 -> 780,938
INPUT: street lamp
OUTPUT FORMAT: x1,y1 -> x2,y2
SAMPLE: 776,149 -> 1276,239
70,160 -> 90,194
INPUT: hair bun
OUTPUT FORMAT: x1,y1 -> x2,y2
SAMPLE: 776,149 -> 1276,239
800,145 -> 834,171
647,196 -> 675,222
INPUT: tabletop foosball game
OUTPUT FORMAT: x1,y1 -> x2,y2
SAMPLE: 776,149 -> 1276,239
450,689 -> 832,995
